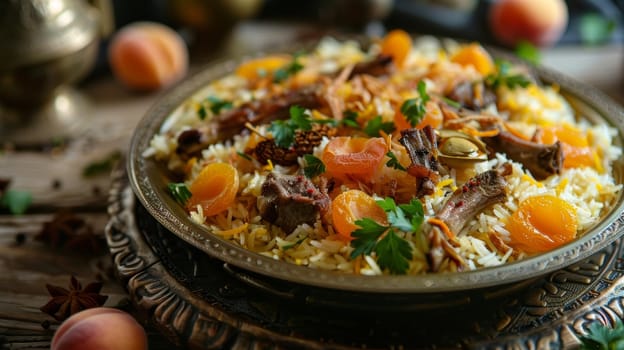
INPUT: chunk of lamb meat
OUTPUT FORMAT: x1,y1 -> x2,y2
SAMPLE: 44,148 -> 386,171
257,173 -> 330,233
482,130 -> 563,180
216,87 -> 323,139
347,54 -> 394,79
446,81 -> 496,110
427,164 -> 511,272
399,126 -> 440,197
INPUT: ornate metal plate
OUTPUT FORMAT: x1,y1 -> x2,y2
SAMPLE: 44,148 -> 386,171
126,36 -> 624,294
107,167 -> 624,349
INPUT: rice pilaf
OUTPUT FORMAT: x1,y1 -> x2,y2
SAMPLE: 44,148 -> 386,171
145,33 -> 622,275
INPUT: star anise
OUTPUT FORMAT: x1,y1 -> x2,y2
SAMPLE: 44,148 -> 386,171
35,210 -> 105,253
40,276 -> 108,321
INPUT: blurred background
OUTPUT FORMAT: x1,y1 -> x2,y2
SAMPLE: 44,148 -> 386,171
93,0 -> 623,75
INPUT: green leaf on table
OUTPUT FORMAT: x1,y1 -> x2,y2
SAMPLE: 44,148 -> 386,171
1,189 -> 32,215
82,151 -> 122,178
579,319 -> 624,350
515,40 -> 541,65
580,13 -> 616,45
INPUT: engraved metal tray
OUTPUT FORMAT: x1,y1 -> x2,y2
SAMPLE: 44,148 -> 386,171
107,166 -> 624,349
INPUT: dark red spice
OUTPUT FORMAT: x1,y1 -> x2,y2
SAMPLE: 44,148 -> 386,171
35,211 -> 105,253
40,276 -> 108,321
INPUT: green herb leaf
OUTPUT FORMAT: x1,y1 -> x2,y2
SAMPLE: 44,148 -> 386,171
400,81 -> 430,127
1,189 -> 32,215
377,197 -> 423,233
197,105 -> 208,120
82,151 -> 122,178
386,151 -> 406,171
289,105 -> 312,131
514,40 -> 541,65
303,154 -> 326,178
282,235 -> 308,251
349,197 -> 419,274
485,60 -> 531,90
237,151 -> 252,161
580,14 -> 616,45
273,54 -> 305,83
579,320 -> 624,350
442,97 -> 462,109
268,120 -> 295,148
364,115 -> 395,137
376,198 -> 411,232
168,182 -> 192,206
207,96 -> 233,115
269,105 -> 314,148
342,110 -> 360,128
399,199 -> 425,232
350,218 -> 388,259
376,230 -> 412,274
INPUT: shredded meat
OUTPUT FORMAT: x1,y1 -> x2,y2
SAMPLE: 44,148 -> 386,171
427,165 -> 510,272
257,173 -> 330,233
399,126 -> 440,197
482,130 -> 563,180
436,165 -> 510,235
348,54 -> 394,79
427,227 -> 466,272
216,87 -> 323,138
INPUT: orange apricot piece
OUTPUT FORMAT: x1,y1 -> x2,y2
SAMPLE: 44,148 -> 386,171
186,162 -> 239,216
507,195 -> 577,254
332,190 -> 388,239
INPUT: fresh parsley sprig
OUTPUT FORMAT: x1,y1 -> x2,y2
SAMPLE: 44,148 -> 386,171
579,320 -> 624,350
386,151 -> 406,171
268,105 -> 312,148
303,154 -> 325,178
168,182 -> 192,206
197,96 -> 233,120
485,60 -> 531,90
400,80 -> 430,127
364,115 -> 395,137
341,110 -> 360,128
350,198 -> 424,274
273,53 -> 304,83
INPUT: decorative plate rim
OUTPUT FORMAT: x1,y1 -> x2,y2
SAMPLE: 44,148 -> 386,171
127,35 -> 624,293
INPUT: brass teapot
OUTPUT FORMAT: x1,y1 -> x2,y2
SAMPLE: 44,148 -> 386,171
0,0 -> 107,144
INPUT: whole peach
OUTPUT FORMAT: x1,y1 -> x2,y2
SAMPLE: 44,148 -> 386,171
489,0 -> 568,47
51,307 -> 147,350
108,22 -> 188,91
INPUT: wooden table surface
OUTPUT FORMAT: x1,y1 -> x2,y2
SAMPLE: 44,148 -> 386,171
1,21 -> 623,349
